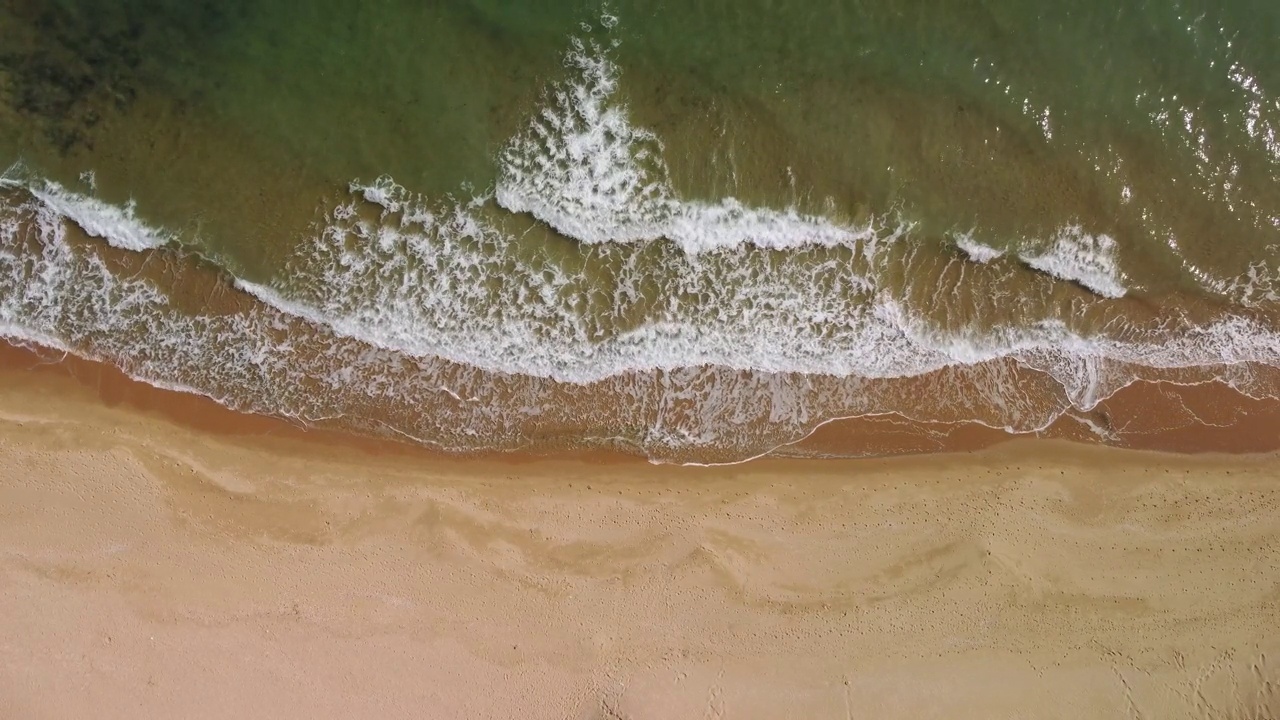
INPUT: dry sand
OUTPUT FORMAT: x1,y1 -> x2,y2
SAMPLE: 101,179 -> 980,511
0,364 -> 1277,719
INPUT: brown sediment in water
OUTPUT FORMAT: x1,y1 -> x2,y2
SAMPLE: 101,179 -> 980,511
5,337 -> 1279,464
789,376 -> 1280,458
0,340 -> 634,467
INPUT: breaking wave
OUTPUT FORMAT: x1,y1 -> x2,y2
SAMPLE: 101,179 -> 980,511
494,37 -> 877,253
0,23 -> 1277,462
1017,226 -> 1127,299
2,162 -> 1278,462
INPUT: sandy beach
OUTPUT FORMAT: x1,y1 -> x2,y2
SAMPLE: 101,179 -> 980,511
0,351 -> 1275,719
3,3 -> 1280,717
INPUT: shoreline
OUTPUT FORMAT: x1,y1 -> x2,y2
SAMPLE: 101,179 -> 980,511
1,349 -> 1277,718
3,176 -> 1278,464
4,339 -> 1279,466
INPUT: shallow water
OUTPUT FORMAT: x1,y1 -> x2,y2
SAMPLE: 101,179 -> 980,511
0,0 -> 1277,461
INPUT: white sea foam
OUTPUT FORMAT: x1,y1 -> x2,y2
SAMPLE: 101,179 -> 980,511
3,177 -> 1280,463
1222,252 -> 1280,308
1017,226 -> 1127,298
495,37 -> 873,252
234,171 -> 1280,403
953,231 -> 1005,263
0,172 -> 171,251
243,179 -> 913,382
0,186 -> 539,454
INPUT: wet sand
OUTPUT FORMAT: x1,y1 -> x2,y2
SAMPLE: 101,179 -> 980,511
1,347 -> 1278,719
4,338 -> 1279,462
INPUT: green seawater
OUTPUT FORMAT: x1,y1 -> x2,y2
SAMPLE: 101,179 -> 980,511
3,0 -> 1278,283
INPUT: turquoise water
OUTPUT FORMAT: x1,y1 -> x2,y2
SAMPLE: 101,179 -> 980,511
0,0 -> 1278,460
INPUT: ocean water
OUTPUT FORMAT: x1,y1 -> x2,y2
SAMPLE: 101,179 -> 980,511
1,0 -> 1278,462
